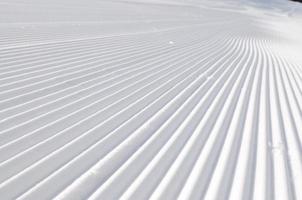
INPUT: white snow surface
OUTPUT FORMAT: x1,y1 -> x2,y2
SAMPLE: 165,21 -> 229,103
0,0 -> 302,199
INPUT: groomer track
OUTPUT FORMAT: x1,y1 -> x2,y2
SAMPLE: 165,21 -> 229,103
0,0 -> 302,199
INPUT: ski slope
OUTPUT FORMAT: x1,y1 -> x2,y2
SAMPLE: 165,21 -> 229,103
0,0 -> 302,199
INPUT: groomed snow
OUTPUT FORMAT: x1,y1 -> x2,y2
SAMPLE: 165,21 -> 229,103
0,0 -> 302,199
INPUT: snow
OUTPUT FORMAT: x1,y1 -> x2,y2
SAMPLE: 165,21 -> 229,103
0,0 -> 301,199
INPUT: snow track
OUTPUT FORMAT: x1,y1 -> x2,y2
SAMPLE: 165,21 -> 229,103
0,0 -> 302,199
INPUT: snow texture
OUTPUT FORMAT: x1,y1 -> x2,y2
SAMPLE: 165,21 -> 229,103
0,0 -> 302,199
